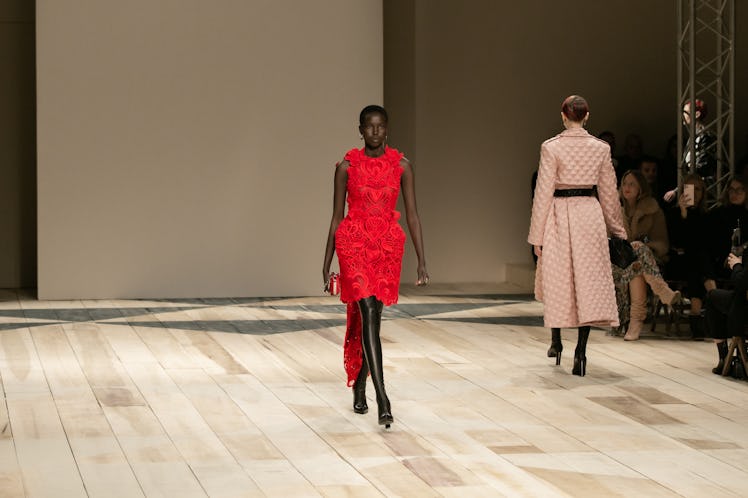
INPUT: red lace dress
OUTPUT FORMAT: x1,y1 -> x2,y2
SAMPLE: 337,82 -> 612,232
335,147 -> 406,386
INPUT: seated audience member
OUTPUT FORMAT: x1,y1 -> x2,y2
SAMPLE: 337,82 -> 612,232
598,131 -> 619,171
616,134 -> 643,183
637,156 -> 664,207
659,135 -> 679,203
665,174 -> 710,337
705,176 -> 748,289
614,170 -> 681,341
706,252 -> 747,374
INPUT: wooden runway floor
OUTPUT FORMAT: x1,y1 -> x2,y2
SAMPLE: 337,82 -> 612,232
1,285 -> 747,497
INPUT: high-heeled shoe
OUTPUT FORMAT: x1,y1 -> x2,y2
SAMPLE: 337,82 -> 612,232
667,290 -> 682,314
572,353 -> 586,376
547,329 -> 562,365
547,344 -> 562,365
353,383 -> 368,414
377,396 -> 393,428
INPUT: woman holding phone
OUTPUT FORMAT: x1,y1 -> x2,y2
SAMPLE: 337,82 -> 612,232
665,174 -> 710,337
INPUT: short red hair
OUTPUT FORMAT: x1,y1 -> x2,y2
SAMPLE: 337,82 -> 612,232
685,99 -> 707,120
561,95 -> 589,122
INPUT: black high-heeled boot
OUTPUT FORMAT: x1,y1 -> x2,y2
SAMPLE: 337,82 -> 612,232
547,328 -> 562,365
572,326 -> 590,377
352,362 -> 369,414
359,296 -> 393,428
689,314 -> 706,341
712,340 -> 728,375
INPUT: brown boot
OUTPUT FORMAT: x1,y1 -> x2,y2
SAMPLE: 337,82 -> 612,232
643,273 -> 681,308
625,276 -> 648,341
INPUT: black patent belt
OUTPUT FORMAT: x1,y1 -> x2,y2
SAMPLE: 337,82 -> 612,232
554,188 -> 596,197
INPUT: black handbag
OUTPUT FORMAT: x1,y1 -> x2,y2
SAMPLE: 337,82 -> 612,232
609,237 -> 636,269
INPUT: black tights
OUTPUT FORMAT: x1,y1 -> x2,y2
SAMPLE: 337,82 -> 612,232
551,326 -> 591,355
358,296 -> 387,402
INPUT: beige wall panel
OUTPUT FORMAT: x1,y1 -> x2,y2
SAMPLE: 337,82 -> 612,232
383,0 -> 419,281
0,3 -> 35,288
37,0 -> 382,298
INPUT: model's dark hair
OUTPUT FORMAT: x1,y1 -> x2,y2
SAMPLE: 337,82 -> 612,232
359,105 -> 388,126
561,95 -> 589,122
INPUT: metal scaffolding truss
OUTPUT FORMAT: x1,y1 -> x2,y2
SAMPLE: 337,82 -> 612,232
677,0 -> 735,203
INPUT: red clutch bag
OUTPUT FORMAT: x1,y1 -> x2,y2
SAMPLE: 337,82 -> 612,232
328,272 -> 340,296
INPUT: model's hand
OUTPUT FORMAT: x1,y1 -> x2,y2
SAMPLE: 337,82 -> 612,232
664,189 -> 677,203
416,266 -> 430,286
533,245 -> 542,257
322,269 -> 330,292
631,240 -> 644,249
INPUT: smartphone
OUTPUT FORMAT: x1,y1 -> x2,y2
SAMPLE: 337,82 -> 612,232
683,184 -> 695,206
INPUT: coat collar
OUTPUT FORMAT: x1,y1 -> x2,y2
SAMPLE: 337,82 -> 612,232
559,127 -> 589,137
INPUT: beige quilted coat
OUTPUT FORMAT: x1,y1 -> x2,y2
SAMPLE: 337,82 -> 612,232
528,128 -> 627,328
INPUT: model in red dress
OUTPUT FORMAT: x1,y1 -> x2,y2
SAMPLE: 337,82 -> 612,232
323,105 -> 429,428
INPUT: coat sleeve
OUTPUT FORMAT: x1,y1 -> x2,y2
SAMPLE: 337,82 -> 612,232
528,143 -> 557,246
597,151 -> 627,239
647,207 -> 670,260
731,263 -> 748,295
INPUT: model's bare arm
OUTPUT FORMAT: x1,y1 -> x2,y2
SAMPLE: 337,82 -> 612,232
322,161 -> 349,288
401,158 -> 429,285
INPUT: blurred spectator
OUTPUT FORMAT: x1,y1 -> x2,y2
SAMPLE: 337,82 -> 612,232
664,100 -> 716,203
705,253 -> 747,375
613,170 -> 680,341
665,173 -> 710,337
659,135 -> 679,203
616,134 -> 643,182
705,175 -> 748,291
683,100 -> 716,179
598,131 -> 619,171
637,156 -> 665,207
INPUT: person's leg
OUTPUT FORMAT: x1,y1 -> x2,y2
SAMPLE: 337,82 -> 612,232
352,360 -> 369,414
573,326 -> 590,376
625,276 -> 647,341
358,296 -> 392,427
548,328 -> 562,365
705,289 -> 732,374
643,273 -> 681,306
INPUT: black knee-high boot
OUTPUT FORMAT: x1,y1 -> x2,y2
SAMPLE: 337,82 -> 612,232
352,361 -> 369,414
573,326 -> 590,376
548,328 -> 562,365
713,340 -> 728,375
358,296 -> 393,427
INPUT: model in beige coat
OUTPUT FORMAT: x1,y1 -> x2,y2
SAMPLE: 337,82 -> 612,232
529,95 -> 626,376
